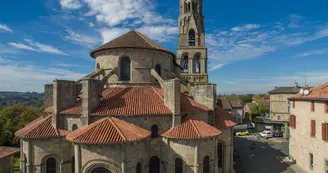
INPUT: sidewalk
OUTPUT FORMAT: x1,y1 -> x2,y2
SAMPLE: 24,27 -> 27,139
269,137 -> 289,144
278,156 -> 308,173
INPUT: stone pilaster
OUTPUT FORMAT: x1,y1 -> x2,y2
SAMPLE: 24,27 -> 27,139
74,144 -> 81,173
194,145 -> 199,172
26,141 -> 32,173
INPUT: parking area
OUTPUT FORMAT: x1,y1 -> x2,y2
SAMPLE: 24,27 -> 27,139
233,130 -> 295,173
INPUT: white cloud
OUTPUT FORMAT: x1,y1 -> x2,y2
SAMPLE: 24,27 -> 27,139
24,39 -> 67,55
59,0 -> 82,9
0,24 -> 13,32
208,63 -> 224,71
137,26 -> 178,42
8,43 -> 38,51
65,29 -> 98,47
231,24 -> 260,32
100,28 -> 130,43
288,14 -> 303,28
296,49 -> 328,57
57,63 -> 80,67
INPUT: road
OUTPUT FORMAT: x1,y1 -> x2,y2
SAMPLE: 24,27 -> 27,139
233,133 -> 295,173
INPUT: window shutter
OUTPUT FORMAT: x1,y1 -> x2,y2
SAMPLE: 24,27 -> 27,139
311,120 -> 315,137
311,101 -> 314,112
292,101 -> 295,108
290,115 -> 293,128
322,123 -> 326,141
294,115 -> 296,129
325,103 -> 328,114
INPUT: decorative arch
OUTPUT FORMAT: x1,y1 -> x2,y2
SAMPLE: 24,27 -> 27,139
83,159 -> 121,173
203,155 -> 210,173
119,56 -> 131,81
188,29 -> 195,46
174,158 -> 183,173
151,124 -> 159,138
194,53 -> 201,74
149,156 -> 160,173
72,124 -> 78,131
41,155 -> 60,173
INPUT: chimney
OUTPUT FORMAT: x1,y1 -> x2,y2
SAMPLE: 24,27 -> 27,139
44,84 -> 53,109
53,80 -> 79,129
164,79 -> 181,127
81,78 -> 103,126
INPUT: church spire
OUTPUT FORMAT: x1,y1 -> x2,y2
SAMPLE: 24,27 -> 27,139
177,0 -> 208,83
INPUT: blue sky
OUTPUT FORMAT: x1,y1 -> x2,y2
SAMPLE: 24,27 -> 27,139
0,0 -> 328,94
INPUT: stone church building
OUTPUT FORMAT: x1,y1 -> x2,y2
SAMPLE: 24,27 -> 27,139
15,0 -> 236,173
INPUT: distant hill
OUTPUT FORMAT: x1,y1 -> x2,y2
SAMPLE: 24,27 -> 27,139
0,92 -> 44,107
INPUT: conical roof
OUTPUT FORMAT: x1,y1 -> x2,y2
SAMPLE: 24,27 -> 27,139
90,30 -> 174,58
66,117 -> 151,144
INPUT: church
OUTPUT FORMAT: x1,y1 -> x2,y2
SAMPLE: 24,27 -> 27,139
15,0 -> 236,173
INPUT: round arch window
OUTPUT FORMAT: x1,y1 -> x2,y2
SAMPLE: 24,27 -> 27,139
91,167 -> 111,173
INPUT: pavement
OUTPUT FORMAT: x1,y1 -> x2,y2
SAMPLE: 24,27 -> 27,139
233,132 -> 296,173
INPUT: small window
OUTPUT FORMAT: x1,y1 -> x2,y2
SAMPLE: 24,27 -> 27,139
119,56 -> 131,81
151,125 -> 159,138
195,55 -> 201,74
310,153 -> 314,169
71,156 -> 75,173
278,116 -> 281,120
322,123 -> 328,141
311,101 -> 315,112
217,143 -> 223,168
175,158 -> 183,173
136,162 -> 142,173
155,64 -> 161,77
188,30 -> 195,46
72,124 -> 78,131
46,158 -> 57,173
311,120 -> 316,137
203,156 -> 210,173
96,63 -> 100,70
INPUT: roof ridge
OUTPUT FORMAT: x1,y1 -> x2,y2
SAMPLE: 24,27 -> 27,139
109,117 -> 127,141
189,119 -> 201,137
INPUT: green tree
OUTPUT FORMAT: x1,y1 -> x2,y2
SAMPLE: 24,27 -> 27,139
249,102 -> 269,120
0,104 -> 43,146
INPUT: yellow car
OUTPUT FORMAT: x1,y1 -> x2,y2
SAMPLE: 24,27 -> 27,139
236,130 -> 249,136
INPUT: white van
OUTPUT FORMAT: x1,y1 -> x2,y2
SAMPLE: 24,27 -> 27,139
260,131 -> 273,138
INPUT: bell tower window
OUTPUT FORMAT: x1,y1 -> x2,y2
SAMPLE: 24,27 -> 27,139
188,29 -> 195,46
188,2 -> 191,12
195,55 -> 201,74
183,55 -> 189,73
119,56 -> 131,81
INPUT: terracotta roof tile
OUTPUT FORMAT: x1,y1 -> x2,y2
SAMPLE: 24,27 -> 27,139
0,146 -> 19,158
161,117 -> 222,139
61,102 -> 82,114
15,115 -> 68,139
215,107 -> 237,128
66,117 -> 151,144
229,100 -> 243,108
289,82 -> 328,100
90,30 -> 174,58
44,106 -> 53,114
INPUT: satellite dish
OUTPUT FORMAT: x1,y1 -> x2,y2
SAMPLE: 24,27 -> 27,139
304,89 -> 310,95
299,89 -> 304,95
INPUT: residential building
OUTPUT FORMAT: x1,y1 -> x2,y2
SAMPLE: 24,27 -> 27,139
0,146 -> 20,173
218,99 -> 244,124
14,1 -> 237,173
288,82 -> 328,173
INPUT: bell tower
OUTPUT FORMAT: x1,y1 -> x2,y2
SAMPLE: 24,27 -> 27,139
177,0 -> 208,83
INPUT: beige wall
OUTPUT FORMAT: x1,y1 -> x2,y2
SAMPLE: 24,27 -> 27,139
270,94 -> 293,121
289,100 -> 328,173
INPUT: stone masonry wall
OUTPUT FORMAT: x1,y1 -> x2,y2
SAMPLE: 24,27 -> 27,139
270,94 -> 293,121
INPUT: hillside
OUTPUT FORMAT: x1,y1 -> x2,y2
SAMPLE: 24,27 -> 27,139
0,92 -> 44,107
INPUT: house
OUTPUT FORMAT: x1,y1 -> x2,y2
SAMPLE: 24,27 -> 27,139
0,146 -> 20,173
288,82 -> 328,173
218,99 -> 244,124
14,1 -> 237,173
243,103 -> 255,123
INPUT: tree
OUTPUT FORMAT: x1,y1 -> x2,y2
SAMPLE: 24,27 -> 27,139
0,104 -> 43,146
249,102 -> 269,121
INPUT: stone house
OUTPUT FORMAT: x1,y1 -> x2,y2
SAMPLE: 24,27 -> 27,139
218,99 -> 244,124
0,146 -> 20,173
14,1 -> 237,173
288,82 -> 328,173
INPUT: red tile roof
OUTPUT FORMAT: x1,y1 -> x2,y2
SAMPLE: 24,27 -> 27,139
161,116 -> 222,139
61,87 -> 211,116
90,30 -> 174,58
0,146 -> 19,158
215,107 -> 237,128
289,82 -> 328,100
66,117 -> 151,144
15,115 -> 68,139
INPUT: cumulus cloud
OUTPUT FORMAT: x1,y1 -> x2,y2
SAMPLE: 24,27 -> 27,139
65,29 -> 98,47
59,0 -> 82,9
137,26 -> 178,42
0,24 -> 13,32
100,28 -> 130,43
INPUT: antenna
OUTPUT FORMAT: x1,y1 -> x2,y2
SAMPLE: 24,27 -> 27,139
304,63 -> 308,86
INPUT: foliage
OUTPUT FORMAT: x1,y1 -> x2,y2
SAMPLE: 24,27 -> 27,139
0,104 -> 43,147
249,102 -> 269,120
0,92 -> 43,107
238,94 -> 254,104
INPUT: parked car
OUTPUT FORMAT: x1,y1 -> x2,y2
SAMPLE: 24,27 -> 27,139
260,131 -> 273,138
273,131 -> 283,137
236,130 -> 249,136
233,129 -> 241,136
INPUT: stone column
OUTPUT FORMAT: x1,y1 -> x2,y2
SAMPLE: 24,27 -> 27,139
74,144 -> 81,173
200,58 -> 206,74
26,141 -> 32,173
121,145 -> 126,173
189,56 -> 194,74
194,145 -> 199,173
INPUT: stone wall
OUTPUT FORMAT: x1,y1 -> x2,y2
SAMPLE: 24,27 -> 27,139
270,94 -> 293,121
217,128 -> 234,173
44,84 -> 53,109
289,100 -> 328,173
61,114 -> 82,131
0,155 -> 14,173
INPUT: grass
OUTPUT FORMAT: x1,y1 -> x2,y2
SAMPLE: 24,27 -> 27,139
13,154 -> 20,173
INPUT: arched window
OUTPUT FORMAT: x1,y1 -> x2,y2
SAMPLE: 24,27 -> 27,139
46,158 -> 56,173
188,2 -> 191,12
203,156 -> 210,173
91,167 -> 111,173
188,30 -> 195,46
175,158 -> 183,173
151,125 -> 159,138
119,56 -> 131,81
195,55 -> 201,74
72,124 -> 78,131
136,162 -> 142,173
195,2 -> 198,13
183,55 -> 188,73
155,64 -> 161,77
71,156 -> 75,173
192,2 -> 196,12
184,3 -> 187,13
96,63 -> 100,70
217,143 -> 223,168
149,156 -> 160,173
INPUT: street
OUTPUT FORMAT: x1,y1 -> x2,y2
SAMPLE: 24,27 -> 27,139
233,132 -> 296,173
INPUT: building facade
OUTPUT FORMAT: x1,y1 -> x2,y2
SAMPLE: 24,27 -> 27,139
14,1 -> 237,173
218,99 -> 244,124
288,83 -> 328,173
